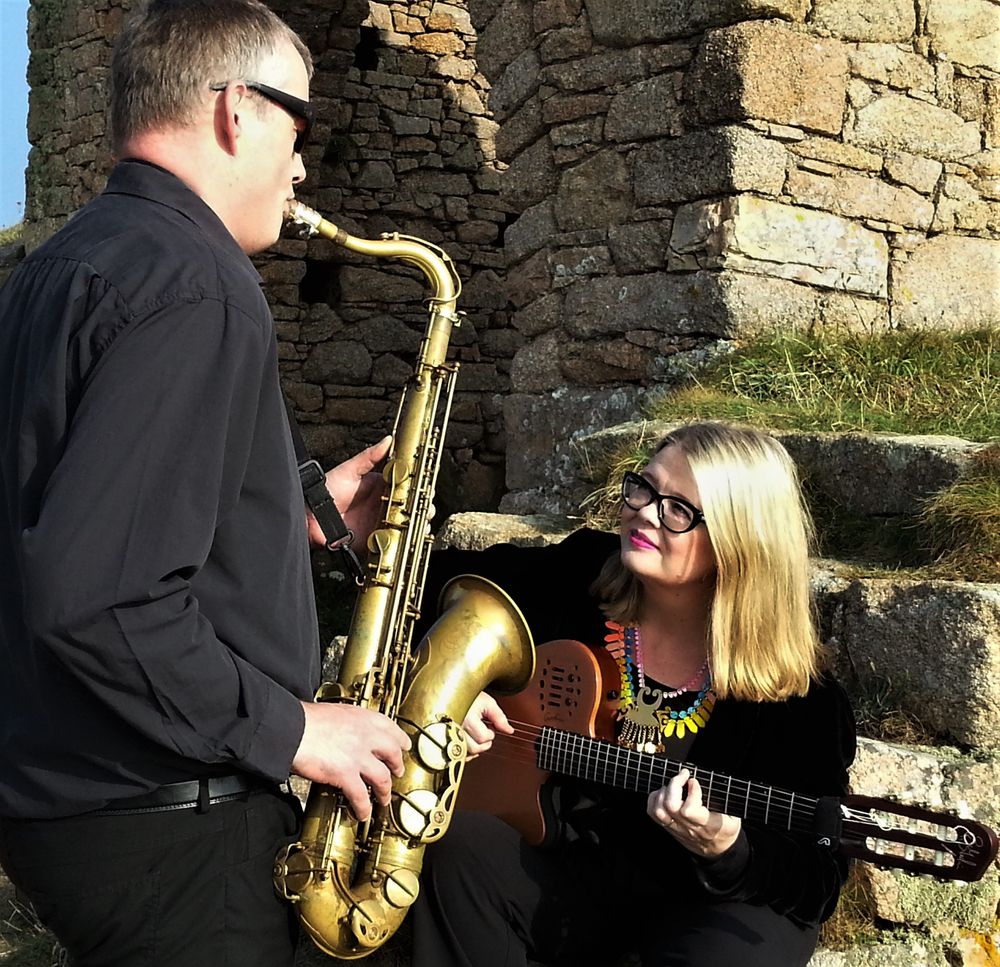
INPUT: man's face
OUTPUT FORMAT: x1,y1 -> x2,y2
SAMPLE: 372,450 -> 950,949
235,38 -> 309,254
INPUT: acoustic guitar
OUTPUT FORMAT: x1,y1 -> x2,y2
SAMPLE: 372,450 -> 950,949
458,639 -> 999,882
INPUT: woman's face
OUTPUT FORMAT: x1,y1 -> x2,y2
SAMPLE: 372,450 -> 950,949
618,444 -> 717,592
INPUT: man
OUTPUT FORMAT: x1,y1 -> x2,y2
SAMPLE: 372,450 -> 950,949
0,1 -> 409,964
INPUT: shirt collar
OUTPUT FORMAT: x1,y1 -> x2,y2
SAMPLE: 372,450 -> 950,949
104,159 -> 263,284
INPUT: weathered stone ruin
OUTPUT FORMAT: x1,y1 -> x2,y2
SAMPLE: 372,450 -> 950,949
19,0 -> 1000,514
10,0 -> 1000,963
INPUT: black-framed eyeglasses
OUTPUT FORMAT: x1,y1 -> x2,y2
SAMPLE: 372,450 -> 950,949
210,80 -> 315,154
621,471 -> 706,534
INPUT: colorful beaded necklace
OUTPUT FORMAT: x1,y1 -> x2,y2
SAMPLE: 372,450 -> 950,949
604,620 -> 716,753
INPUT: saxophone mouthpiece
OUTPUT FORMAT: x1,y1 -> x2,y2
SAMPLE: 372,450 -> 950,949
285,199 -> 323,234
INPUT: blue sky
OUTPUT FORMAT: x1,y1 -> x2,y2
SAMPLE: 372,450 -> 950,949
1,0 -> 30,229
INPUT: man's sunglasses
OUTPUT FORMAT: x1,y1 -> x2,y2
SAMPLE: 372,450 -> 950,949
210,80 -> 315,154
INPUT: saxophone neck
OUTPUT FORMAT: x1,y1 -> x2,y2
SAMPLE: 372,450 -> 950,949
284,200 -> 461,313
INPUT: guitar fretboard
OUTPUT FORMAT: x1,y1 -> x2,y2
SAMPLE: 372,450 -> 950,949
537,726 -> 822,838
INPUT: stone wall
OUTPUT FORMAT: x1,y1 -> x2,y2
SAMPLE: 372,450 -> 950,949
268,0 -> 513,515
478,0 -> 1000,511
22,0 -> 511,516
23,0 -> 121,245
17,0 -> 1000,516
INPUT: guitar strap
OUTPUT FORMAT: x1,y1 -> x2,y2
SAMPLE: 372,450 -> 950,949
283,397 -> 365,584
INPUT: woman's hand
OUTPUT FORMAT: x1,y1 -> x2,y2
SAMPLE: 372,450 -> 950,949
461,692 -> 513,759
647,767 -> 742,859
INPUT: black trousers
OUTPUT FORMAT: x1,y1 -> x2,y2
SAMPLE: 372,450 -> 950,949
0,787 -> 302,967
412,812 -> 819,967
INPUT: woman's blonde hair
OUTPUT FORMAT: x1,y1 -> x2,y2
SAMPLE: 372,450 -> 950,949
594,422 -> 821,702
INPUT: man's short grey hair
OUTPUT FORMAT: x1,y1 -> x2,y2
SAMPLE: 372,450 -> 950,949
110,0 -> 313,154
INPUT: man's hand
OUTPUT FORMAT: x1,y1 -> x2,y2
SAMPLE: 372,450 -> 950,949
647,767 -> 742,858
292,701 -> 411,821
461,691 -> 513,759
305,435 -> 392,550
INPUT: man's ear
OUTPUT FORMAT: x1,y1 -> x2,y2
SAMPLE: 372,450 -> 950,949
214,83 -> 244,156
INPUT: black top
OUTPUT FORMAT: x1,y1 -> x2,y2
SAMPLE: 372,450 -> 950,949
0,160 -> 317,819
420,528 -> 857,927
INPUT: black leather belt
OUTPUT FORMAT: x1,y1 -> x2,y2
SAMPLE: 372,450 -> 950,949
91,774 -> 274,816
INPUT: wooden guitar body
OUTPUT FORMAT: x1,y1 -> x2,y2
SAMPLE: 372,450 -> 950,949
458,640 -> 619,846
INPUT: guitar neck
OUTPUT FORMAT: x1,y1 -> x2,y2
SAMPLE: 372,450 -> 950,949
482,637 -> 997,881
537,726 -> 821,837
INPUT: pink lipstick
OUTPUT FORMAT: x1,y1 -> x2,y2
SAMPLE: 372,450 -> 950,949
628,529 -> 657,550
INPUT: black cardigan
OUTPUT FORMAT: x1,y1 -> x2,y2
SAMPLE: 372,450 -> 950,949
421,527 -> 857,928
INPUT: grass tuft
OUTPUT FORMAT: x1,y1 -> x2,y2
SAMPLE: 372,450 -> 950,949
846,671 -> 938,746
920,446 -> 1000,581
818,864 -> 881,950
579,440 -> 653,533
648,328 -> 1000,442
0,221 -> 24,247
0,896 -> 66,967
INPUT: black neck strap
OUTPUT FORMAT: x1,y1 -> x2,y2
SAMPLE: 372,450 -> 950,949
284,399 -> 364,584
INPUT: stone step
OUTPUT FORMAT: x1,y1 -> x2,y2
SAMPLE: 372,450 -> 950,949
500,419 -> 986,521
809,936 -> 985,967
584,420 -> 983,517
434,510 -> 580,550
815,564 -> 1000,752
438,512 -> 1000,751
847,737 -> 1000,940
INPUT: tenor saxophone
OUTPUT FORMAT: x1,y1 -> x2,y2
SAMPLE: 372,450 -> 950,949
274,201 -> 535,959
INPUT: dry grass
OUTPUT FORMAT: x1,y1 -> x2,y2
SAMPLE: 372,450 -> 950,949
819,864 -> 881,950
0,884 -> 65,967
579,438 -> 654,532
920,446 -> 1000,580
849,677 -> 937,746
0,222 -> 24,247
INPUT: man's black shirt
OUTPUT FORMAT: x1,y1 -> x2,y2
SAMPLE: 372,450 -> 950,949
0,161 -> 318,818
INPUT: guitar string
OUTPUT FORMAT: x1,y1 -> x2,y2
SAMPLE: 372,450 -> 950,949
480,718 -> 964,842
467,737 -> 966,865
479,732 -> 820,837
487,722 -> 825,837
502,718 -> 820,814
498,726 -> 933,836
528,732 -> 945,840
474,733 -> 965,857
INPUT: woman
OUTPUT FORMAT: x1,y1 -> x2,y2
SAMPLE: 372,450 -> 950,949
412,422 -> 856,967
